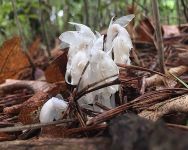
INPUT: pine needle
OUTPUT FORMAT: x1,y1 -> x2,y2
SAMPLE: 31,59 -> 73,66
169,72 -> 188,88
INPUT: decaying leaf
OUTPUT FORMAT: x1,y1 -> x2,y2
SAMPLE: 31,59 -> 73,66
0,132 -> 16,142
178,52 -> 188,66
28,37 -> 41,57
162,25 -> 180,38
135,17 -> 155,43
0,37 -> 30,83
139,94 -> 188,121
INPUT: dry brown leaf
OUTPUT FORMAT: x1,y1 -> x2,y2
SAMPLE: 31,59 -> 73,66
28,37 -> 41,57
45,51 -> 67,83
0,132 -> 16,142
135,18 -> 155,43
162,25 -> 180,38
0,37 -> 30,83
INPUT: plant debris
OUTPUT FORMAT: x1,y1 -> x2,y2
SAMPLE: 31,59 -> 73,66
0,4 -> 188,149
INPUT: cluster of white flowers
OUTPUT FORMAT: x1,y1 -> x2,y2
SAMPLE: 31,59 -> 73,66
39,14 -> 134,123
60,14 -> 134,109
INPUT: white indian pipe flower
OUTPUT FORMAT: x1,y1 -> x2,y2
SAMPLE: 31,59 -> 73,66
68,22 -> 96,41
58,20 -> 126,109
86,35 -> 119,108
59,22 -> 96,84
39,97 -> 68,123
105,14 -> 135,65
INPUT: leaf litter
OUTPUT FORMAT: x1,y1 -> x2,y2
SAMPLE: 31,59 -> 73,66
0,14 -> 188,150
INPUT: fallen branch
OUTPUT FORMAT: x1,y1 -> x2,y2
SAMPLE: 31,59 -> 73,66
117,64 -> 166,77
0,138 -> 110,149
152,0 -> 165,73
0,79 -> 56,93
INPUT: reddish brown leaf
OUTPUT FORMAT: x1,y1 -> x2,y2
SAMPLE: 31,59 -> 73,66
135,18 -> 155,43
45,51 -> 68,83
0,132 -> 16,141
28,37 -> 41,57
0,37 -> 29,83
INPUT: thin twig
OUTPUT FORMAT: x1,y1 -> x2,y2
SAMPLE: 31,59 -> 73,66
75,111 -> 86,127
75,78 -> 120,101
76,77 -> 140,101
83,0 -> 89,26
0,119 -> 76,132
11,0 -> 35,73
117,64 -> 166,77
87,88 -> 188,125
65,124 -> 107,135
38,0 -> 51,58
74,61 -> 90,95
95,102 -> 110,111
78,74 -> 118,95
152,0 -> 165,73
181,0 -> 188,22
167,123 -> 188,131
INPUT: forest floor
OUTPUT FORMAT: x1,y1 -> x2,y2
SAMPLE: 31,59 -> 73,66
0,17 -> 188,150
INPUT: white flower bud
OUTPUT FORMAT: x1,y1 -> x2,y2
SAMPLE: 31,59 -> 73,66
39,97 -> 68,123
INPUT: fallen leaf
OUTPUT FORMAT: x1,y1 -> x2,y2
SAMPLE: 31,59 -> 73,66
0,132 -> 16,141
162,25 -> 180,38
28,37 -> 41,57
0,37 -> 29,83
135,18 -> 155,43
45,51 -> 68,83
178,52 -> 188,66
